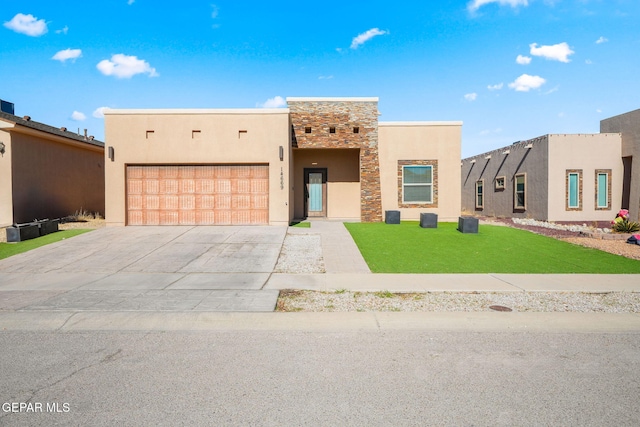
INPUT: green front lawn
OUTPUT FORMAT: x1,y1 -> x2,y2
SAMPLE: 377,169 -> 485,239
344,222 -> 640,274
0,229 -> 92,260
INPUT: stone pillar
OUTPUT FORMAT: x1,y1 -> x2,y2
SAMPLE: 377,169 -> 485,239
288,98 -> 382,222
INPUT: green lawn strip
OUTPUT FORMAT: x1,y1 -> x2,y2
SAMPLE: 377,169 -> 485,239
0,229 -> 93,260
344,222 -> 640,274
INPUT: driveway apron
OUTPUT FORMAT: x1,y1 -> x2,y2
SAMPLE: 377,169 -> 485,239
0,226 -> 287,312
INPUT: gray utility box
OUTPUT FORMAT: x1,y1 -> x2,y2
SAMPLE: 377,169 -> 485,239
6,223 -> 41,242
458,216 -> 479,233
420,213 -> 438,228
5,219 -> 60,242
385,210 -> 401,224
38,219 -> 59,235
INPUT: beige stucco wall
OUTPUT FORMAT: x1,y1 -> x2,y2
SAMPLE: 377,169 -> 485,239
104,109 -> 291,226
547,134 -> 622,222
378,122 -> 462,222
601,109 -> 640,222
292,148 -> 360,220
0,125 -> 13,227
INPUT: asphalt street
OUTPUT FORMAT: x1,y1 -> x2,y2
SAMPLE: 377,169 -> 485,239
1,329 -> 639,426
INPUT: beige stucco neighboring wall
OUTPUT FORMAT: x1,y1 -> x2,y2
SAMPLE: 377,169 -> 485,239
547,134 -> 622,222
0,126 -> 13,227
291,148 -> 360,220
0,123 -> 104,225
104,109 -> 291,226
378,122 -> 462,221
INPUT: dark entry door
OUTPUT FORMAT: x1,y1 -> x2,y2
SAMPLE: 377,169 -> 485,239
304,168 -> 327,217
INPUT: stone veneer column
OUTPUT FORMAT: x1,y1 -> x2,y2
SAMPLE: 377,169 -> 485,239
288,98 -> 382,222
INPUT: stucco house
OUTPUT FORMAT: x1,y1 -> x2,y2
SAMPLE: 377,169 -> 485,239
0,101 -> 105,227
104,97 -> 462,226
461,108 -> 640,223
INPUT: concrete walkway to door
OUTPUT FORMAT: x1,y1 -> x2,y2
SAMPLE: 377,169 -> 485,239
287,220 -> 370,274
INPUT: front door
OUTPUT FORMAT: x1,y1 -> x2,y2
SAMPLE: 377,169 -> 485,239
304,168 -> 327,217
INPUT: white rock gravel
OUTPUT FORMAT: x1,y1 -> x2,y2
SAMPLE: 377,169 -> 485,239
277,290 -> 640,313
274,233 -> 326,273
512,217 -> 611,234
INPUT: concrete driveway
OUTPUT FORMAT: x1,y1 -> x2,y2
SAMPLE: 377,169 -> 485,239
0,226 -> 287,312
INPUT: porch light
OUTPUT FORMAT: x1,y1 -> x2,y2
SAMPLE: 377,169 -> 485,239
108,146 -> 115,161
0,141 -> 5,155
279,145 -> 284,161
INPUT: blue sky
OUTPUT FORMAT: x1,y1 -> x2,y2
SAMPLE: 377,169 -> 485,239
1,0 -> 638,157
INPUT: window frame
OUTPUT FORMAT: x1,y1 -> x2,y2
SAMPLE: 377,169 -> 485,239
475,179 -> 484,209
514,173 -> 526,210
568,172 -> 580,209
495,176 -> 505,191
565,169 -> 583,211
401,165 -> 433,204
595,170 -> 612,210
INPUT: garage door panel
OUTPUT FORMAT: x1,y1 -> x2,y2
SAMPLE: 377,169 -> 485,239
127,165 -> 268,225
144,195 -> 159,210
160,179 -> 179,194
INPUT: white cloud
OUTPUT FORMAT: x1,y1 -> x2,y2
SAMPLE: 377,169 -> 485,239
468,0 -> 528,13
596,36 -> 608,44
318,75 -> 334,80
128,0 -> 135,5
464,93 -> 478,101
585,59 -> 593,64
93,107 -> 109,119
52,48 -> 82,62
516,54 -> 531,65
3,13 -> 48,37
258,96 -> 286,108
487,83 -> 504,91
480,128 -> 503,135
596,109 -> 602,113
55,26 -> 69,35
508,74 -> 546,92
558,112 -> 565,118
71,111 -> 86,121
350,28 -> 387,49
529,42 -> 574,63
96,54 -> 158,78
211,5 -> 219,18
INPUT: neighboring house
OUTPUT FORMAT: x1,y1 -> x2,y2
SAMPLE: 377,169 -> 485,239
461,124 -> 633,223
0,102 -> 105,227
600,108 -> 640,222
104,97 -> 462,226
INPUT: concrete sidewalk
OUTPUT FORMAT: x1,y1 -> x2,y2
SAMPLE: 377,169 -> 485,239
265,273 -> 640,293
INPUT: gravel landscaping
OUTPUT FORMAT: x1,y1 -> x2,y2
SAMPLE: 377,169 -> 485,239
274,232 -> 326,273
276,290 -> 640,313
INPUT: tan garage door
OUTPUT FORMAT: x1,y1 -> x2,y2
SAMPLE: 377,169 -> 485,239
126,165 -> 269,225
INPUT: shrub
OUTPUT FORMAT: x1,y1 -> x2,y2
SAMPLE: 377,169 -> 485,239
611,209 -> 640,233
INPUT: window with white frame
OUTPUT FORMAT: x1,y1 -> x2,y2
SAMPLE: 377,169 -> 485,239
566,169 -> 582,211
476,180 -> 484,209
514,173 -> 526,210
568,172 -> 580,208
402,165 -> 433,203
596,170 -> 611,210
